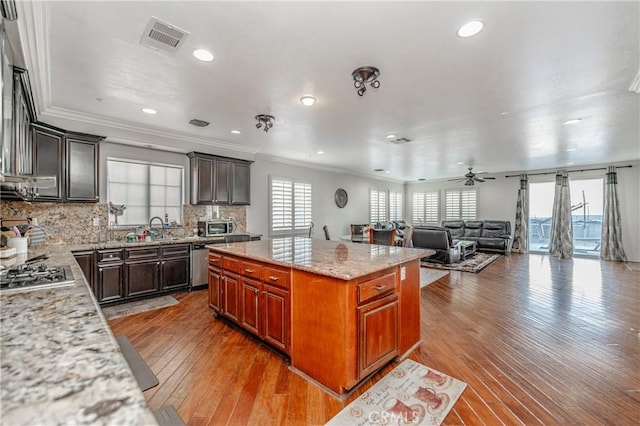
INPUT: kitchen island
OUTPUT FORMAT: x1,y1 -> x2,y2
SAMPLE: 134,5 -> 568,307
0,245 -> 158,425
207,237 -> 433,397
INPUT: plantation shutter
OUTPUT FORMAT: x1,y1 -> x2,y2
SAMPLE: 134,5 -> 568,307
270,177 -> 312,235
425,191 -> 439,223
412,192 -> 425,224
389,191 -> 404,221
370,189 -> 387,224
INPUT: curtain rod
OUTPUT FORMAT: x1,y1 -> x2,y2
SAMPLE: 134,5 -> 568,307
505,165 -> 633,178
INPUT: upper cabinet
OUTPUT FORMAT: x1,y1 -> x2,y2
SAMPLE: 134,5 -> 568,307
187,152 -> 252,205
65,132 -> 102,202
30,123 -> 103,202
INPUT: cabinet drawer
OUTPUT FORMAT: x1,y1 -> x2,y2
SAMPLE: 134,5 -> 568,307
358,272 -> 397,305
223,256 -> 241,273
125,246 -> 160,261
209,252 -> 223,267
240,260 -> 263,279
161,244 -> 190,257
262,266 -> 290,289
97,249 -> 124,263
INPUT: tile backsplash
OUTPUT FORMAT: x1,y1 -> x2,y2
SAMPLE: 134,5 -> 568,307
0,202 -> 247,245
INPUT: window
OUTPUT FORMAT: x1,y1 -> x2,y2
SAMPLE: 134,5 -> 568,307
445,189 -> 477,220
412,191 -> 439,225
270,176 -> 312,236
107,159 -> 183,226
389,191 -> 404,221
370,189 -> 387,224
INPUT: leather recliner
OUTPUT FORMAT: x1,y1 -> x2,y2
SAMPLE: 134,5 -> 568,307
412,226 -> 461,264
441,220 -> 512,254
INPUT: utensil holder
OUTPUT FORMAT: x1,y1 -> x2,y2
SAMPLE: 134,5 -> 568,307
7,237 -> 29,253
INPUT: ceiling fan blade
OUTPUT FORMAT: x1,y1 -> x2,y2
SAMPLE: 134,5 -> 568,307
483,177 -> 496,180
474,177 -> 485,182
448,178 -> 465,181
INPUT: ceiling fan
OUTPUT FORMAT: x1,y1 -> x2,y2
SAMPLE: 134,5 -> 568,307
449,167 -> 496,186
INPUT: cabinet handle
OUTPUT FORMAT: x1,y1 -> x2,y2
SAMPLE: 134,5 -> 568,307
244,268 -> 254,273
268,276 -> 279,281
375,285 -> 386,291
99,268 -> 103,272
157,262 -> 161,265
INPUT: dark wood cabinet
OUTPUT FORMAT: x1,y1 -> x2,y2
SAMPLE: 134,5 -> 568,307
125,246 -> 161,297
187,152 -> 252,205
65,133 -> 101,202
160,244 -> 190,291
97,249 -> 125,303
73,250 -> 95,295
32,124 -> 64,201
231,162 -> 251,205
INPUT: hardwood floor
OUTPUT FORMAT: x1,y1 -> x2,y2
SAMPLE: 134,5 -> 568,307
108,254 -> 640,425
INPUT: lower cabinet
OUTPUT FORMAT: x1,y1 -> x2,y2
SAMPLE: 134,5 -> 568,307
84,244 -> 191,305
211,254 -> 290,354
358,293 -> 399,378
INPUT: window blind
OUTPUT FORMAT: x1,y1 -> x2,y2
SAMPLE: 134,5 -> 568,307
412,191 -> 439,225
270,177 -> 312,235
370,189 -> 387,224
389,191 -> 404,221
445,189 -> 477,220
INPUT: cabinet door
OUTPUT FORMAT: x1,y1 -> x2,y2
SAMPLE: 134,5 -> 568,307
263,283 -> 289,353
73,250 -> 95,295
240,277 -> 260,335
196,157 -> 214,204
208,266 -> 222,312
231,162 -> 251,205
161,256 -> 190,291
32,125 -> 64,200
222,272 -> 240,321
358,294 -> 399,379
97,262 -> 124,303
125,260 -> 160,297
66,137 -> 99,202
214,159 -> 230,204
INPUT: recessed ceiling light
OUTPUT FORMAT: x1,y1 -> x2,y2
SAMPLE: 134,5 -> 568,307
142,108 -> 157,114
563,118 -> 582,125
565,148 -> 577,152
457,162 -> 464,165
193,49 -> 214,62
385,170 -> 391,174
386,134 -> 396,139
457,20 -> 484,38
230,130 -> 241,135
317,150 -> 324,154
300,96 -> 317,107
567,162 -> 575,165
500,111 -> 508,116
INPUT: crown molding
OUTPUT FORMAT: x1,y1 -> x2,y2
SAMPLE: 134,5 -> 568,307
40,106 -> 258,155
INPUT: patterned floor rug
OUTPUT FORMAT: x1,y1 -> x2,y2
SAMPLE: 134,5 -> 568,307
421,252 -> 501,273
326,359 -> 466,426
102,296 -> 179,320
420,269 -> 449,288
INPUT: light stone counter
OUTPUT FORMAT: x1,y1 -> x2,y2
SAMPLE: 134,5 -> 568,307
207,236 -> 432,280
0,245 -> 158,425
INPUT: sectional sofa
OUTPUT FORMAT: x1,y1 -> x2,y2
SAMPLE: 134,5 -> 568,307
442,220 -> 512,254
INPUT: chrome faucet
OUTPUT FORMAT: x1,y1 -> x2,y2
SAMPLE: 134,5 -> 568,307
149,216 -> 165,239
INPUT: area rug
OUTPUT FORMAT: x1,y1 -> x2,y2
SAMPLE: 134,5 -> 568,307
326,359 -> 466,426
102,296 -> 179,320
420,269 -> 449,288
421,252 -> 501,273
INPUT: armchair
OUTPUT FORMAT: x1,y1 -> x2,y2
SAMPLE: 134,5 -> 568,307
412,226 -> 461,264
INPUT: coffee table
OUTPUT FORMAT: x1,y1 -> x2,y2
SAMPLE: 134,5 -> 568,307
456,240 -> 477,260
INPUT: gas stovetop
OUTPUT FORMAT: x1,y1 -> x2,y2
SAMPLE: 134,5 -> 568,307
0,264 -> 75,294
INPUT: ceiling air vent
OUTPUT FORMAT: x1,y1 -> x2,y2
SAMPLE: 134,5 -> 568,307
189,119 -> 210,128
388,137 -> 412,145
140,17 -> 189,55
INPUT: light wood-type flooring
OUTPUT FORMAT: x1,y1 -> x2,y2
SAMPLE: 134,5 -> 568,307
109,254 -> 640,425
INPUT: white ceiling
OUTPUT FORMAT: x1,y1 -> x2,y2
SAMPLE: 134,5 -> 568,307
16,1 -> 640,182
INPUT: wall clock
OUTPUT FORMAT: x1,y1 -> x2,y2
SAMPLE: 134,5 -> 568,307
334,188 -> 348,208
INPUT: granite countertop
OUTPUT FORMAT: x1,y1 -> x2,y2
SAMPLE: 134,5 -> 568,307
0,245 -> 158,425
64,233 -> 262,252
207,237 -> 433,280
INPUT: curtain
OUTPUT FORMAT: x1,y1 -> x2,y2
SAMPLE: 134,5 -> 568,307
601,166 -> 627,261
511,174 -> 529,253
549,171 -> 573,258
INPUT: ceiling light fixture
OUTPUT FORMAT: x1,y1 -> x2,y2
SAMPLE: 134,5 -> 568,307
563,118 -> 582,125
565,148 -> 577,152
457,20 -> 484,38
352,66 -> 381,96
142,108 -> 157,114
300,96 -> 317,107
255,114 -> 275,132
386,134 -> 396,139
193,49 -> 214,62
317,150 -> 324,154
230,130 -> 241,135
